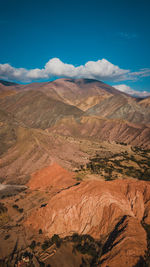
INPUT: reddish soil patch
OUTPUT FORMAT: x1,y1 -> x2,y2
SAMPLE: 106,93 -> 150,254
28,163 -> 75,190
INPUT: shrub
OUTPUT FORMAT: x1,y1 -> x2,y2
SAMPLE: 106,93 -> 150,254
39,262 -> 45,267
0,203 -> 7,213
12,204 -> 23,213
41,239 -> 52,250
81,234 -> 94,243
18,208 -> 24,213
72,233 -> 81,243
76,242 -> 97,257
30,240 -> 36,250
39,229 -> 43,234
51,234 -> 61,248
12,204 -> 19,209
4,234 -> 10,240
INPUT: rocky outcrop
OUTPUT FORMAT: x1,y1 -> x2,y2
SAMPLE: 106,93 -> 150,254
26,172 -> 150,267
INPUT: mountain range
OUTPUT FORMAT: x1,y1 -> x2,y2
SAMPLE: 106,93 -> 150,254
0,78 -> 150,266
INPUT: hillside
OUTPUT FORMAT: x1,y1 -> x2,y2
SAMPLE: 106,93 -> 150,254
49,115 -> 150,148
0,78 -> 150,182
38,78 -> 125,110
0,89 -> 83,129
86,94 -> 150,124
139,96 -> 150,108
0,78 -> 150,181
0,109 -> 17,156
0,78 -> 150,267
0,80 -> 18,98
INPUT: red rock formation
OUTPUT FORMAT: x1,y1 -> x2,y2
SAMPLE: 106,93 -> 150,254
26,176 -> 150,266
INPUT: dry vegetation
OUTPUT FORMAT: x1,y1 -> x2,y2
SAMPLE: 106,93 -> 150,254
75,145 -> 150,182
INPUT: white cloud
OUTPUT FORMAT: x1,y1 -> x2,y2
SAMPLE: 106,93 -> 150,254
113,84 -> 150,97
129,69 -> 150,79
0,63 -> 28,82
0,58 -> 150,83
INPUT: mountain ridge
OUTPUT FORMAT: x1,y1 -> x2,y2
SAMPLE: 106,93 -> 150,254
0,77 -> 150,266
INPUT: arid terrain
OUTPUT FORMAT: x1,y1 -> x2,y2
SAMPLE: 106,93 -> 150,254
0,78 -> 150,267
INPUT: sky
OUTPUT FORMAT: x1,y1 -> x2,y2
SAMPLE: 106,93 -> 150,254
0,0 -> 150,97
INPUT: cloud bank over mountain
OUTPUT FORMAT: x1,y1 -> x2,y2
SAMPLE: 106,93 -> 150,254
114,84 -> 150,97
0,58 -> 150,84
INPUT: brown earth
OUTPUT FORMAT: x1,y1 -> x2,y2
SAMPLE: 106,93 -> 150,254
0,89 -> 17,98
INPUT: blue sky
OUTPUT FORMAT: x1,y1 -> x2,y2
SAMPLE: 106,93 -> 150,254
0,0 -> 150,96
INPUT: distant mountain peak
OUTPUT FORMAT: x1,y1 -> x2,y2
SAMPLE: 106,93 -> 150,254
63,78 -> 103,84
0,80 -> 18,86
